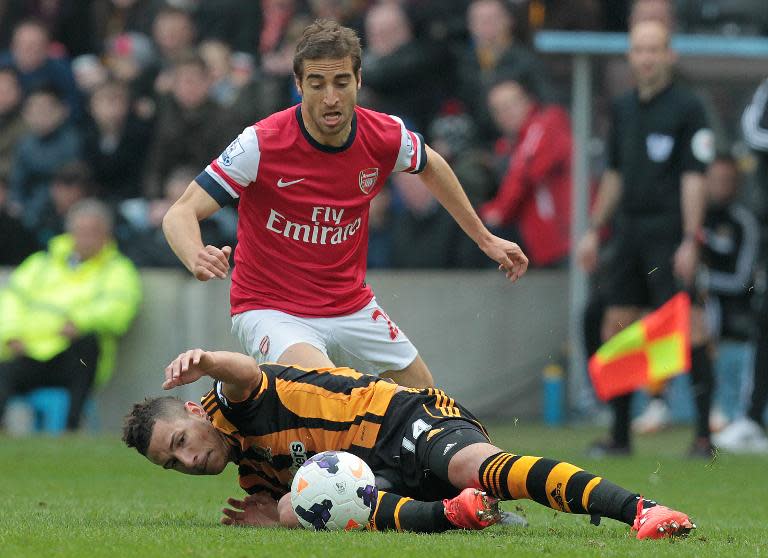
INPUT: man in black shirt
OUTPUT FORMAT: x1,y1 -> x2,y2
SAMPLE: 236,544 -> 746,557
577,19 -> 715,457
712,78 -> 768,453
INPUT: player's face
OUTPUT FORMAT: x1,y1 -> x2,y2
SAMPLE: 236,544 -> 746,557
488,81 -> 531,136
628,21 -> 674,90
707,160 -> 739,207
146,404 -> 231,476
296,56 -> 360,147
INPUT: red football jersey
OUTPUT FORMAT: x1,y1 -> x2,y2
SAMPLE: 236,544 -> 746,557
196,104 -> 427,317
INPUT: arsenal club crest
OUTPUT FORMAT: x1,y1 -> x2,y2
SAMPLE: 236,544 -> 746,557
358,168 -> 379,194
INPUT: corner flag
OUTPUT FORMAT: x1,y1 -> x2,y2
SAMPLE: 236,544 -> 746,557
588,292 -> 691,401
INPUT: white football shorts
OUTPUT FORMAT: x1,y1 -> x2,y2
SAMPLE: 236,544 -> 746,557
231,297 -> 418,375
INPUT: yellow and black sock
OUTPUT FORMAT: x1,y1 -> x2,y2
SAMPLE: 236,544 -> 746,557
369,491 -> 453,532
478,452 -> 639,525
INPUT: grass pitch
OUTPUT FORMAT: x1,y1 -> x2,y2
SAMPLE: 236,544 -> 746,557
0,423 -> 764,558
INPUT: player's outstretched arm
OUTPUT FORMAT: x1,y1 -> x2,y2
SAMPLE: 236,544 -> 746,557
162,181 -> 232,281
162,349 -> 263,402
419,145 -> 528,282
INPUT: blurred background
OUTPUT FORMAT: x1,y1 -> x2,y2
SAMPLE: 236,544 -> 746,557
1,0 -> 767,442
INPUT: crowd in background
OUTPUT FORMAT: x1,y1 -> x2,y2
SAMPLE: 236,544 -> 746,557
2,0 -> 762,272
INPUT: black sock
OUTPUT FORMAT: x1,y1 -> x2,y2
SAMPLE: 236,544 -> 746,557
610,394 -> 632,446
588,480 -> 655,525
690,345 -> 714,440
370,491 -> 452,532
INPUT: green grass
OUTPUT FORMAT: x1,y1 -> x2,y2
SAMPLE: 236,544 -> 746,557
0,424 -> 765,558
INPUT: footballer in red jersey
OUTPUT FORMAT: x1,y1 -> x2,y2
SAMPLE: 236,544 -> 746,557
163,20 -> 528,389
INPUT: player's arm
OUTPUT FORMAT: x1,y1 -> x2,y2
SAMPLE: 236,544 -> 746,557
674,171 -> 707,285
576,169 -> 623,273
162,181 -> 232,281
419,144 -> 528,282
162,348 -> 262,403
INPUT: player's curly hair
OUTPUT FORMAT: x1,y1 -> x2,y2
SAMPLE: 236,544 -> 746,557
293,19 -> 362,79
122,396 -> 186,456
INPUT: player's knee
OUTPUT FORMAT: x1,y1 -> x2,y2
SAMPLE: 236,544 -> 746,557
446,443 -> 499,489
384,358 -> 434,388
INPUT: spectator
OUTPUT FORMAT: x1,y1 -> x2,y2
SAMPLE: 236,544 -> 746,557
0,67 -> 26,179
480,74 -> 572,268
712,77 -> 768,453
142,52 -> 237,198
189,0 -> 262,53
71,54 -> 109,96
83,79 -> 153,203
699,154 -> 759,428
429,109 -> 497,267
576,19 -> 716,458
9,86 -> 82,228
89,0 -> 158,49
103,32 -> 159,120
198,41 -> 272,126
0,199 -> 142,431
31,161 -> 95,246
309,0 -> 366,34
260,8 -> 313,111
118,165 -> 236,267
0,19 -> 82,120
456,0 -> 553,140
151,5 -> 198,95
361,2 -> 446,132
0,174 -> 39,266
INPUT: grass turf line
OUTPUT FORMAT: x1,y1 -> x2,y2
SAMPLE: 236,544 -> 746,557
0,424 -> 764,558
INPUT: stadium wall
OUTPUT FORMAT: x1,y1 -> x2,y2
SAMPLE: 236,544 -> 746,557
0,268 -> 569,432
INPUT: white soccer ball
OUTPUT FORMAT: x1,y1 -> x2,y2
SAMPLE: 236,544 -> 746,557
290,450 -> 378,531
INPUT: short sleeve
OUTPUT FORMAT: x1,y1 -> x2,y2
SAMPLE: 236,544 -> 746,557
388,115 -> 427,174
213,373 -> 267,418
680,98 -> 714,174
196,126 -> 261,205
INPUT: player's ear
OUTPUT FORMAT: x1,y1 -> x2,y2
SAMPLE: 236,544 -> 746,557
184,401 -> 206,418
356,69 -> 362,90
294,74 -> 303,97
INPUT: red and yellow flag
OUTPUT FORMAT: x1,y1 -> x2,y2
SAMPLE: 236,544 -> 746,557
588,292 -> 691,401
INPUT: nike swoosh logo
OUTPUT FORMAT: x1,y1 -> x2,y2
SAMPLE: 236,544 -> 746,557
277,177 -> 306,188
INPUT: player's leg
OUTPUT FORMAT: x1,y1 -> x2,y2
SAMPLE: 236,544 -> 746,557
381,355 -> 433,389
329,298 -> 434,388
591,305 -> 643,454
688,303 -> 715,456
48,335 -> 99,430
277,343 -> 335,369
438,440 -> 694,539
232,309 -> 333,368
0,357 -> 48,425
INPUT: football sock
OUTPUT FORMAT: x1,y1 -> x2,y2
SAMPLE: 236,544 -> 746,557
478,452 -> 644,525
690,345 -> 714,440
370,491 -> 453,532
610,393 -> 632,447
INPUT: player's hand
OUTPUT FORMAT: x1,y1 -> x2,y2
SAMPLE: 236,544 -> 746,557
60,320 -> 80,340
6,339 -> 26,358
221,493 -> 280,527
576,229 -> 599,273
162,349 -> 216,390
673,238 -> 699,287
192,245 -> 232,281
480,234 -> 528,282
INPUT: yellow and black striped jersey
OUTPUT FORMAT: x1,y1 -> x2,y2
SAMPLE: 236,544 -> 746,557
200,363 -> 400,498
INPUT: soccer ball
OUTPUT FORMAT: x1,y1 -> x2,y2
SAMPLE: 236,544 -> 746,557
290,450 -> 378,531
